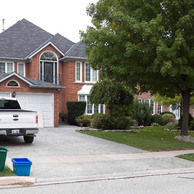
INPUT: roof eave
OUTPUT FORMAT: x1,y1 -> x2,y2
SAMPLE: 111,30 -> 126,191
60,56 -> 87,62
29,85 -> 66,89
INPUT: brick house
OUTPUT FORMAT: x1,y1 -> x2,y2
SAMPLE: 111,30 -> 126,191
0,19 -> 105,127
0,19 -> 184,127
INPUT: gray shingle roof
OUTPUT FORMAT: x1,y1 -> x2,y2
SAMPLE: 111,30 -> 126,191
0,19 -> 75,60
0,72 -> 64,89
60,41 -> 87,61
0,19 -> 53,60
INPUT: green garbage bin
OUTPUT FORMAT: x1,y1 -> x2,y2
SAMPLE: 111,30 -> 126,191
0,147 -> 8,172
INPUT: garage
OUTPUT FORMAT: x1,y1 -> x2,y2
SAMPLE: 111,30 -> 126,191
0,92 -> 11,98
16,93 -> 54,127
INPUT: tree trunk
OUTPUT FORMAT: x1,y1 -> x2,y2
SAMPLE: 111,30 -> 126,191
181,89 -> 191,136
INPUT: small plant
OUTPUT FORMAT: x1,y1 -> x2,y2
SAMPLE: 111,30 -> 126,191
76,115 -> 91,126
59,111 -> 67,121
165,122 -> 178,130
151,122 -> 160,127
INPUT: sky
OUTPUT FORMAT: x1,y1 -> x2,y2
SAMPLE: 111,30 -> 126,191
0,0 -> 98,43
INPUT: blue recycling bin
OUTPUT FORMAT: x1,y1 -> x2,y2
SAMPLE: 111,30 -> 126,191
12,158 -> 32,176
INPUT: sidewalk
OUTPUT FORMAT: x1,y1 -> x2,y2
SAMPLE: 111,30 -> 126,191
2,149 -> 194,186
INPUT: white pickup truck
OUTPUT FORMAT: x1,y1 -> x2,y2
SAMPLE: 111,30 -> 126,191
0,97 -> 39,143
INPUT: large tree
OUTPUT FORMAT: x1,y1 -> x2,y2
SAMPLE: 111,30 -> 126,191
82,0 -> 194,136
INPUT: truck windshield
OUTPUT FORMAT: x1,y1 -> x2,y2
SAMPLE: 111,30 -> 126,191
0,100 -> 21,109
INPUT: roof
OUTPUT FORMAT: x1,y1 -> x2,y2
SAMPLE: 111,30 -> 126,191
61,41 -> 87,61
0,19 -> 75,61
0,72 -> 65,89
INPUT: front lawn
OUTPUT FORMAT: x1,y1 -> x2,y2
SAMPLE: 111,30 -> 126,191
0,166 -> 15,177
79,127 -> 194,151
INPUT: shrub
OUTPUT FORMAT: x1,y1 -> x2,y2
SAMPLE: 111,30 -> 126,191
132,100 -> 153,126
91,114 -> 131,130
131,119 -> 138,126
162,114 -> 176,125
76,115 -> 91,126
160,111 -> 175,117
91,113 -> 105,119
91,114 -> 112,130
152,114 -> 164,125
111,117 -> 131,129
151,122 -> 160,127
189,120 -> 194,130
66,101 -> 86,125
165,122 -> 178,130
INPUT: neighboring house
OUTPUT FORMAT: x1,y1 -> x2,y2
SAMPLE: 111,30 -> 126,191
0,19 -> 104,127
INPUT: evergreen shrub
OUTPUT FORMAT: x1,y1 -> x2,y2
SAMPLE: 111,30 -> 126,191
66,101 -> 86,125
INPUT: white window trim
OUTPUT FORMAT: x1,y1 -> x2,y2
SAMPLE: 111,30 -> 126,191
75,61 -> 82,82
39,51 -> 58,84
6,80 -> 20,87
84,63 -> 98,83
145,98 -> 155,115
17,63 -> 25,77
157,101 -> 163,114
0,61 -> 14,73
78,95 -> 105,115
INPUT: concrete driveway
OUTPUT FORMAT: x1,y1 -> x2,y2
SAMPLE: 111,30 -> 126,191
1,125 -> 194,184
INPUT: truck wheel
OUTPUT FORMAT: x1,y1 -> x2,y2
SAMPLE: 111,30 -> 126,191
24,136 -> 34,143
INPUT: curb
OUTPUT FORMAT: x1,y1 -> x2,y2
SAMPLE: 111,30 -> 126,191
0,176 -> 36,186
1,167 -> 194,187
36,167 -> 194,185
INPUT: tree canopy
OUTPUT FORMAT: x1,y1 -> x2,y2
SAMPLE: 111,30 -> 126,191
82,0 -> 194,136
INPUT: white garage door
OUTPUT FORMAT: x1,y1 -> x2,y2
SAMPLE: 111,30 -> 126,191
16,93 -> 54,127
0,92 -> 11,98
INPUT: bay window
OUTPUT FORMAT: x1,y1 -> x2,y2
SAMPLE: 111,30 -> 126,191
79,95 -> 105,114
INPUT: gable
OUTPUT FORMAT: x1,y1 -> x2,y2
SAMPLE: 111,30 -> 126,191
0,19 -> 75,61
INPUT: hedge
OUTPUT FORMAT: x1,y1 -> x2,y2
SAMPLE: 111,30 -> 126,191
66,101 -> 86,125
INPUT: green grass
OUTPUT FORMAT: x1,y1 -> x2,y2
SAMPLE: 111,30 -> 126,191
0,166 -> 15,177
176,153 -> 194,161
79,127 -> 194,151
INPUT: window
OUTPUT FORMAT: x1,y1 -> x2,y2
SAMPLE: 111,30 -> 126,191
157,101 -> 162,114
40,51 -> 58,84
85,63 -> 98,82
79,95 -> 105,114
17,63 -> 25,76
0,62 -> 14,73
7,80 -> 19,87
145,98 -> 155,114
75,62 -> 82,82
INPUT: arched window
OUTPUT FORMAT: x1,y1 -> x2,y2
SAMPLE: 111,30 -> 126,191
7,80 -> 20,87
40,51 -> 58,84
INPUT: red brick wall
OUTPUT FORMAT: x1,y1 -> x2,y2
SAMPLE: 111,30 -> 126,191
60,61 -> 84,113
